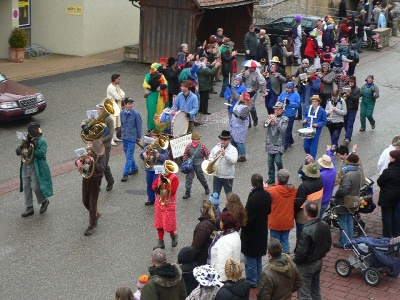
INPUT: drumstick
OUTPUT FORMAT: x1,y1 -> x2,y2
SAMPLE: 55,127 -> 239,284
228,73 -> 231,85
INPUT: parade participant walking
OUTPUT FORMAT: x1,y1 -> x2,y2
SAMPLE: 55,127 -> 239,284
292,15 -> 303,65
182,132 -> 210,199
224,75 -> 247,123
140,130 -> 169,206
265,169 -> 297,254
343,76 -> 360,144
299,66 -> 321,117
325,89 -> 347,151
244,24 -> 258,60
278,82 -> 300,151
241,174 -> 271,287
293,201 -> 332,300
265,102 -> 288,184
152,160 -> 180,250
230,92 -> 251,162
75,139 -> 106,236
120,97 -> 142,183
257,239 -> 303,300
302,95 -> 328,160
360,75 -> 379,131
265,62 -> 286,114
318,62 -> 336,108
107,74 -> 125,144
171,80 -> 199,133
17,122 -> 52,217
208,130 -> 238,198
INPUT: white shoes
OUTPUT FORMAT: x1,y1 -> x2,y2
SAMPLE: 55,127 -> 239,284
111,140 -> 117,146
113,137 -> 122,142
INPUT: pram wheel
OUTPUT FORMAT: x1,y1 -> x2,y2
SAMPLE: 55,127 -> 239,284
364,267 -> 381,286
335,259 -> 353,277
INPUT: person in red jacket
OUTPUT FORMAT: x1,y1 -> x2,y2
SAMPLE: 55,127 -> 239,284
338,19 -> 352,42
265,169 -> 298,254
152,160 -> 180,250
304,33 -> 319,65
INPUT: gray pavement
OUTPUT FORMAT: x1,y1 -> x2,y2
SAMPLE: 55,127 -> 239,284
1,38 -> 400,299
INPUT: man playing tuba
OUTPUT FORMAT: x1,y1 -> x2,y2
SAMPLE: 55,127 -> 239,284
152,160 -> 179,250
16,122 -> 53,218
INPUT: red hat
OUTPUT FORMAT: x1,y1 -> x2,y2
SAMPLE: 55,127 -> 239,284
242,92 -> 250,101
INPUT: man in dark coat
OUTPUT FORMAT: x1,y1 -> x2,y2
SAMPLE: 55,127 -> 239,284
164,57 -> 181,107
244,24 -> 258,60
293,201 -> 332,300
197,57 -> 220,114
141,248 -> 187,300
271,38 -> 284,69
241,174 -> 271,287
177,246 -> 198,296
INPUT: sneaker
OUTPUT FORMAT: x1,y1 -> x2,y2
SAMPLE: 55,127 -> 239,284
111,140 -> 117,146
129,169 -> 138,175
21,206 -> 34,218
121,175 -> 128,182
40,199 -> 49,214
171,234 -> 178,247
145,200 -> 154,206
333,242 -> 344,249
359,128 -> 365,132
182,193 -> 191,199
267,179 -> 275,184
113,137 -> 122,142
84,226 -> 95,236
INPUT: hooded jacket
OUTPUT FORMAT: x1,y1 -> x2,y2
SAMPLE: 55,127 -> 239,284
191,215 -> 218,266
177,246 -> 198,296
140,263 -> 187,300
377,161 -> 400,207
215,279 -> 250,300
335,164 -> 362,213
266,184 -> 297,231
257,254 -> 303,300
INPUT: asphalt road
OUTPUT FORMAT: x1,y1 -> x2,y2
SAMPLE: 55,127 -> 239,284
0,40 -> 399,300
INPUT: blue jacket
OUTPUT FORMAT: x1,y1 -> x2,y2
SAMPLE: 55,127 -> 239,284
172,91 -> 199,121
299,77 -> 321,105
121,109 -> 142,141
302,105 -> 327,135
320,150 -> 337,205
278,90 -> 300,118
224,84 -> 247,113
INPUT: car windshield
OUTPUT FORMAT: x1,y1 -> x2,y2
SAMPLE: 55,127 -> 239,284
0,73 -> 7,82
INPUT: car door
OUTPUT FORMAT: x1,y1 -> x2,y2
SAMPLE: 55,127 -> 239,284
266,17 -> 294,45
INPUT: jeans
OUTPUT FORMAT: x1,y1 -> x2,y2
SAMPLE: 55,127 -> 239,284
146,170 -> 157,202
381,206 -> 400,238
268,152 -> 283,182
328,125 -> 343,150
297,260 -> 323,300
337,214 -> 353,246
285,116 -> 295,149
356,36 -> 362,52
122,140 -> 138,176
249,91 -> 259,124
231,138 -> 246,157
320,202 -> 329,218
344,111 -> 357,141
244,255 -> 262,287
303,132 -> 321,160
270,229 -> 290,254
213,177 -> 234,198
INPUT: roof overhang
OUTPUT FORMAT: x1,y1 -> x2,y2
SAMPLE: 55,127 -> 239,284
194,0 -> 254,9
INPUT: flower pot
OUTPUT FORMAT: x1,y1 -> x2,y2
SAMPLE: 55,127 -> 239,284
9,48 -> 25,63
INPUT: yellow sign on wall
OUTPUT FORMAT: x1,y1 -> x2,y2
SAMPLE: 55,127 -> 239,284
66,5 -> 83,16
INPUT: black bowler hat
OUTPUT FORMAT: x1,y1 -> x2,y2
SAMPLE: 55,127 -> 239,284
218,130 -> 231,140
27,122 -> 42,138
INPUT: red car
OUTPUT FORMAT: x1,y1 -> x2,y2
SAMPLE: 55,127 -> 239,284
0,72 -> 46,121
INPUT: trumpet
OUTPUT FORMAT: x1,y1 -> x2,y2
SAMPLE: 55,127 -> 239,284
341,93 -> 347,100
264,114 -> 277,127
201,146 -> 223,175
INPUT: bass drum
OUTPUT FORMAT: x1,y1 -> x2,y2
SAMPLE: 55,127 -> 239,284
171,110 -> 189,137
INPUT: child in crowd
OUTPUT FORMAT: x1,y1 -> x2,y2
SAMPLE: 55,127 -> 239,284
209,192 -> 221,216
224,75 -> 246,123
133,275 -> 149,300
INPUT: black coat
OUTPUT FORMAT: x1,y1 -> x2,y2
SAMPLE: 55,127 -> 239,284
221,51 -> 235,76
191,215 -> 218,265
177,246 -> 198,296
377,162 -> 400,207
255,43 -> 268,62
241,187 -> 271,257
165,66 -> 181,95
215,279 -> 250,300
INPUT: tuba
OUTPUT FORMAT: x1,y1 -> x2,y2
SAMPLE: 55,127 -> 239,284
81,98 -> 120,142
159,160 -> 179,206
20,141 -> 35,164
78,147 -> 96,178
201,146 -> 223,175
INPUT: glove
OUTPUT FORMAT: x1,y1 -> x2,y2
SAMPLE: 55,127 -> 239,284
246,50 -> 250,54
160,84 -> 167,90
81,124 -> 90,134
161,176 -> 168,184
186,112 -> 190,118
16,146 -> 22,156
155,186 -> 161,194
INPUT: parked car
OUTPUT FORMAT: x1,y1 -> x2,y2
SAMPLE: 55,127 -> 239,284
0,72 -> 46,121
255,15 -> 321,45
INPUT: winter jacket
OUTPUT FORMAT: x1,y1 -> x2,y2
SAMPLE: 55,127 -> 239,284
257,254 -> 303,300
271,44 -> 284,66
121,108 -> 143,141
241,187 -> 271,258
243,32 -> 258,57
302,105 -> 327,135
221,51 -> 235,76
191,215 -> 218,266
210,231 -> 241,281
377,162 -> 400,207
242,69 -> 268,94
171,91 -> 199,122
230,102 -> 250,143
197,65 -> 218,92
266,184 -> 297,231
335,165 -> 362,213
377,145 -> 396,175
141,263 -> 187,300
319,70 -> 336,94
361,83 -> 379,103
165,66 -> 181,95
278,91 -> 300,118
209,143 -> 238,179
224,84 -> 247,113
177,247 -> 198,296
265,114 -> 288,154
19,136 -> 53,198
295,176 -> 324,225
304,37 -> 318,59
320,151 -> 337,206
293,218 -> 332,265
215,279 -> 250,300
325,97 -> 347,124
256,42 -> 269,62
345,86 -> 361,112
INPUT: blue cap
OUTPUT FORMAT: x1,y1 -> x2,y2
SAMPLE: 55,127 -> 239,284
286,82 -> 294,89
209,192 -> 219,206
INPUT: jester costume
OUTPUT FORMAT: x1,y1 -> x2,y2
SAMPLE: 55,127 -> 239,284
143,63 -> 168,130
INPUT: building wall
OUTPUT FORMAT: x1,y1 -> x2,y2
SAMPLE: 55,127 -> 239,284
0,0 -> 140,58
0,0 -> 20,59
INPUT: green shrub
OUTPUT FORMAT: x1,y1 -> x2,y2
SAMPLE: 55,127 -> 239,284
8,27 -> 28,48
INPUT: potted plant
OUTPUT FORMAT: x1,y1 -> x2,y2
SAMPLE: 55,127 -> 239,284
8,27 -> 28,63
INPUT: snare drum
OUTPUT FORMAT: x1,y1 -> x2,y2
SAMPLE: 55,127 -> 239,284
171,110 -> 189,137
298,128 -> 316,139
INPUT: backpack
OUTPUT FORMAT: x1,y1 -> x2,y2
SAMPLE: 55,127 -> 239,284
333,53 -> 343,68
348,50 -> 360,64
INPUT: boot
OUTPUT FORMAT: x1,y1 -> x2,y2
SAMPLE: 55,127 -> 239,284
21,206 -> 34,217
205,188 -> 210,195
182,191 -> 191,199
153,239 -> 165,250
40,199 -> 49,214
171,234 -> 178,248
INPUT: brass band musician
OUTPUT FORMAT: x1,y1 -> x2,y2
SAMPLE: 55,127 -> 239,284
16,122 -> 53,217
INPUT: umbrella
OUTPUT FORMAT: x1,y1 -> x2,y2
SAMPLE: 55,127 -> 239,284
241,59 -> 260,68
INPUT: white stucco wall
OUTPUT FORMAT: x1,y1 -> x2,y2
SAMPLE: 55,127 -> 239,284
30,0 -> 140,56
0,0 -> 20,59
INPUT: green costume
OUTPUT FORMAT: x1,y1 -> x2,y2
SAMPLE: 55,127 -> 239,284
19,137 -> 53,198
360,82 -> 379,130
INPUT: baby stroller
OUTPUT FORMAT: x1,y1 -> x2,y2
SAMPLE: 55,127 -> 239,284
361,25 -> 382,50
322,178 -> 375,237
333,212 -> 400,286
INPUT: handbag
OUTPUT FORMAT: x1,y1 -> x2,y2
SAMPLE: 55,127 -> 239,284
181,144 -> 200,174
